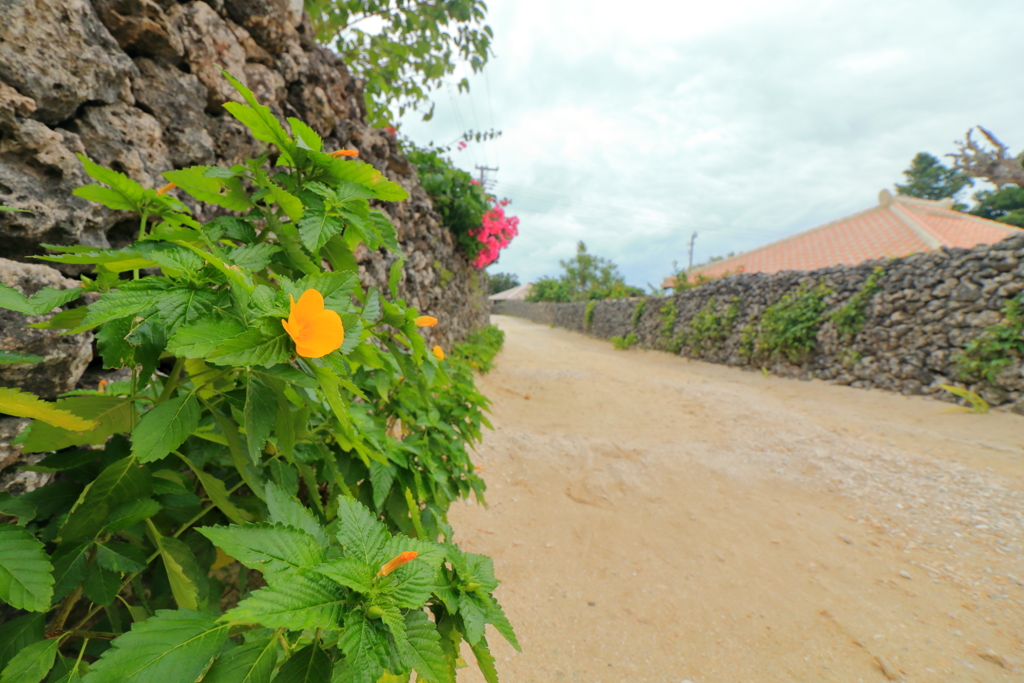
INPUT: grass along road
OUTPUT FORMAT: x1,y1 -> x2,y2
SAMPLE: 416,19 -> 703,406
450,314 -> 1024,683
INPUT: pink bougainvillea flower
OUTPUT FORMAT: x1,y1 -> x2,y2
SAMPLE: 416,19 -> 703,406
377,551 -> 418,578
329,149 -> 359,158
281,289 -> 344,358
415,315 -> 438,327
432,345 -> 445,361
384,126 -> 397,136
156,182 -> 177,196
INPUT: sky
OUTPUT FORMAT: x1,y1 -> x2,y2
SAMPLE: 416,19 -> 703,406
397,0 -> 1024,289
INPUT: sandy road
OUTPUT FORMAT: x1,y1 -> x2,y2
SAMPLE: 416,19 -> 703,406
449,315 -> 1024,683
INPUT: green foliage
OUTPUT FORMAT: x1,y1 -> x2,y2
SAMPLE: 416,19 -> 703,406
0,75 -> 512,683
940,385 -> 990,414
829,267 -> 884,339
968,185 -> 1024,227
560,242 -> 636,302
404,143 -> 489,258
895,152 -> 972,205
525,277 -> 570,303
487,272 -> 519,295
954,294 -> 1024,382
306,0 -> 493,125
610,332 -> 638,350
748,283 -> 832,364
658,299 -> 678,343
684,297 -> 739,355
583,301 -> 596,331
631,299 -> 645,328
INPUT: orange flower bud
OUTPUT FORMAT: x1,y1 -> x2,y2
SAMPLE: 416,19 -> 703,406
432,345 -> 445,361
377,550 -> 418,578
97,380 -> 107,393
281,289 -> 344,358
156,182 -> 177,196
415,316 -> 438,327
329,149 -> 359,158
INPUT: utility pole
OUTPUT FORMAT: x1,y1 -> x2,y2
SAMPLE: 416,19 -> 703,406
475,165 -> 499,191
687,231 -> 698,270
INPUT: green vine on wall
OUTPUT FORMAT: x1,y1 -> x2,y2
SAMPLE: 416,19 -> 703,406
745,283 -> 832,364
954,293 -> 1024,382
583,301 -> 596,331
684,296 -> 740,356
829,267 -> 884,339
610,332 -> 638,349
631,299 -> 646,328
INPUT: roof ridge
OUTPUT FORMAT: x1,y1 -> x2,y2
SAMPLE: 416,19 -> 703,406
888,203 -> 942,248
897,200 -> 1024,232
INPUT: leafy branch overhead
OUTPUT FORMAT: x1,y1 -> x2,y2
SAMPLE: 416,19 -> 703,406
0,73 -> 514,683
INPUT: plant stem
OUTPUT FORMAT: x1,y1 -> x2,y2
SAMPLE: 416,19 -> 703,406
158,357 -> 186,403
47,585 -> 83,637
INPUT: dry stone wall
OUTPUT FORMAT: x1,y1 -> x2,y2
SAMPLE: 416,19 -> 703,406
495,233 -> 1024,414
0,0 -> 489,480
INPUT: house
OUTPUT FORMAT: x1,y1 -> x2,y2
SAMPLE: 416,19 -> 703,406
663,190 -> 1021,287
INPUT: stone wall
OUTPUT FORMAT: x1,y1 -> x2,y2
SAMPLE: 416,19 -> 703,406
494,233 -> 1024,414
0,0 -> 490,484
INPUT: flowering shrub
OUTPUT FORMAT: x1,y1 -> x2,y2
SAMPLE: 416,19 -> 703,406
0,74 -> 515,683
470,197 -> 519,269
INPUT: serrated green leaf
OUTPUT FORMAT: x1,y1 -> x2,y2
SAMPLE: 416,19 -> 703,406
0,284 -> 81,316
263,482 -> 328,545
0,525 -> 54,612
227,243 -> 280,271
297,207 -> 344,254
388,259 -> 404,299
396,610 -> 452,683
0,613 -> 44,673
81,289 -> 161,328
83,562 -> 121,606
244,373 -> 277,463
0,387 -> 97,431
102,498 -> 161,534
223,573 -> 345,630
166,315 -> 246,358
73,184 -> 136,211
27,306 -> 89,331
265,183 -> 304,223
208,320 -> 291,368
95,541 -> 149,573
336,611 -> 388,683
378,557 -> 434,609
334,496 -> 390,566
222,71 -> 293,152
80,609 -> 228,683
60,455 -> 151,542
50,542 -> 90,601
273,642 -> 332,683
77,154 -> 145,208
150,533 -> 201,611
0,636 -> 60,683
287,118 -> 323,152
197,523 -> 325,577
45,654 -> 87,683
468,637 -> 499,683
317,157 -> 408,202
202,638 -> 278,683
162,167 -> 253,212
131,395 -> 200,463
0,350 -> 44,364
187,466 -> 252,525
20,396 -> 132,454
477,591 -> 519,651
457,594 -> 486,647
144,245 -> 206,276
313,557 -> 373,593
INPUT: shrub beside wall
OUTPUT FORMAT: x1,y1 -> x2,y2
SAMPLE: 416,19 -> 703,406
494,234 -> 1024,413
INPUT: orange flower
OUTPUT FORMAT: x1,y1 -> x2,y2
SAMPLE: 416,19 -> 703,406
281,289 -> 344,358
156,182 -> 177,196
432,345 -> 445,361
329,149 -> 359,158
377,550 -> 418,578
415,315 -> 438,327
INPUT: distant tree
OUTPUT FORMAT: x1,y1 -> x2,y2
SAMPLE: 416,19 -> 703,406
896,152 -> 973,205
969,186 -> 1024,228
525,276 -> 570,302
559,241 -> 630,302
488,272 -> 520,295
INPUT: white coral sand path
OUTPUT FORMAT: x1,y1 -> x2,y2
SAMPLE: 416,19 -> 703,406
450,315 -> 1024,683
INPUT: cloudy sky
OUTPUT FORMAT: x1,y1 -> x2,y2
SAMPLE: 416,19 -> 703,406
398,0 -> 1024,289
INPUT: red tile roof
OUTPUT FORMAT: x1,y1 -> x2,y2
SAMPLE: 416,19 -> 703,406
665,191 -> 1021,286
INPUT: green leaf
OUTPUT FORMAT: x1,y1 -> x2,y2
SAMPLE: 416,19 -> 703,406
27,306 -> 88,331
221,71 -> 293,152
458,594 -> 486,646
0,525 -> 54,612
227,244 -> 280,271
0,284 -> 81,315
95,541 -> 149,573
0,491 -> 35,524
197,523 -> 325,578
297,207 -> 344,254
265,183 -> 304,223
468,637 -> 499,683
397,609 -> 453,683
166,315 -> 246,358
102,499 -> 162,534
0,637 -> 60,683
80,609 -> 228,683
224,573 -> 345,630
131,395 -> 200,463
244,373 -> 277,463
144,245 -> 206,277
20,396 -> 132,454
50,542 -> 90,601
0,613 -> 44,673
388,259 -> 404,299
312,557 -> 373,593
83,562 -> 121,606
0,350 -> 44,364
73,184 -> 136,211
319,157 -> 408,202
478,591 -> 519,651
60,455 -> 151,542
334,496 -> 390,566
81,288 -> 162,328
162,167 -> 253,212
287,118 -> 323,152
202,638 -> 278,683
150,533 -> 201,611
76,154 -> 145,208
263,481 -> 328,545
0,387 -> 97,431
378,556 -> 434,609
45,654 -> 87,683
273,642 -> 332,683
187,466 -> 252,525
208,320 -> 291,368
336,611 -> 388,683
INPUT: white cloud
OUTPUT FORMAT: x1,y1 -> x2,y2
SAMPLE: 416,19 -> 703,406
399,0 -> 1024,285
